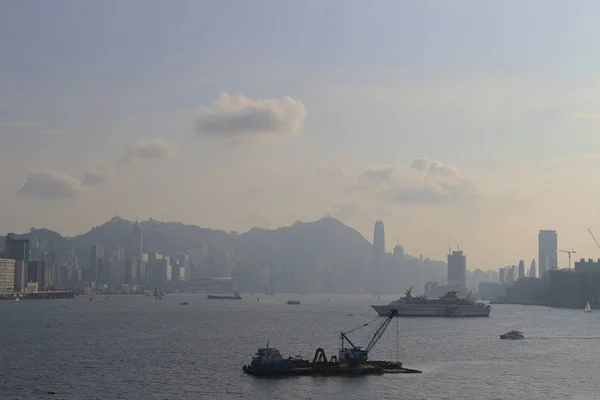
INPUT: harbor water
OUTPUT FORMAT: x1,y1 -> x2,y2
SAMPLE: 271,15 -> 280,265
0,294 -> 598,400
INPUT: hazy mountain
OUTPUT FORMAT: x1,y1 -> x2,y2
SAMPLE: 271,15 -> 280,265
6,217 -> 446,280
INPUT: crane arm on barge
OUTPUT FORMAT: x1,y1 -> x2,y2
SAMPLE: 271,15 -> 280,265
339,309 -> 398,364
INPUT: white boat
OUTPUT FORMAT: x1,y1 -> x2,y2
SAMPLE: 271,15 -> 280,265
371,287 -> 491,317
585,301 -> 592,313
14,297 -> 20,302
500,330 -> 524,340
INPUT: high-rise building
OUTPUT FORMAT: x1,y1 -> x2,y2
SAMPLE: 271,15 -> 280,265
27,261 -> 46,290
130,223 -> 143,259
110,248 -> 124,286
4,234 -> 30,261
14,260 -> 26,291
0,258 -> 16,290
518,260 -> 525,279
393,241 -> 404,264
125,258 -> 147,286
447,250 -> 466,287
538,230 -> 558,277
373,220 -> 385,270
529,259 -> 537,278
508,266 -> 516,283
90,244 -> 105,285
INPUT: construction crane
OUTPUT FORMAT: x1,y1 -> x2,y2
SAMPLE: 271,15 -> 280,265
589,229 -> 600,250
558,250 -> 576,270
448,237 -> 462,252
339,309 -> 398,364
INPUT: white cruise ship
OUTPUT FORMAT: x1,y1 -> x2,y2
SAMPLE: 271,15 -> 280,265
371,287 -> 491,317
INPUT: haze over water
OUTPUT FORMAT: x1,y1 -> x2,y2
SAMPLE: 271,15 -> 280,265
0,295 -> 597,400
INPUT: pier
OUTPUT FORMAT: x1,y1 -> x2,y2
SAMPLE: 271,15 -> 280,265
0,291 -> 76,300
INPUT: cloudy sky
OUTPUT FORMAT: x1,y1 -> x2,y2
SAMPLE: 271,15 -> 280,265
2,0 -> 600,269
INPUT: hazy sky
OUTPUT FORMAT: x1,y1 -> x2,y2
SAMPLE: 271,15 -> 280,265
3,0 -> 600,269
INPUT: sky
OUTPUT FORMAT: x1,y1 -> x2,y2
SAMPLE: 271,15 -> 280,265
3,0 -> 600,269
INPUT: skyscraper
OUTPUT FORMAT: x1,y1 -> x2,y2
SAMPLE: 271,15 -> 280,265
538,230 -> 557,278
447,250 -> 466,287
372,220 -> 385,271
130,223 -> 143,259
518,260 -> 525,279
528,259 -> 537,278
90,244 -> 104,285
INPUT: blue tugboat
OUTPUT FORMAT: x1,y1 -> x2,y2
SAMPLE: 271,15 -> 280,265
242,343 -> 294,375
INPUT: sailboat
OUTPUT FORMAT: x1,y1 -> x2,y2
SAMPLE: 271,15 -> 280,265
585,301 -> 592,313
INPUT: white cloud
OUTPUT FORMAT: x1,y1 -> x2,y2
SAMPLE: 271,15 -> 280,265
18,169 -> 82,199
195,92 -> 307,139
350,158 -> 482,206
123,138 -> 177,163
81,171 -> 106,186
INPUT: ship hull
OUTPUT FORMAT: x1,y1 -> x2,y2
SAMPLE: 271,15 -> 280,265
371,304 -> 491,317
206,295 -> 242,300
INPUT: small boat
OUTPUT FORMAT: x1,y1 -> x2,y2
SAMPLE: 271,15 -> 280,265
180,302 -> 188,305
14,297 -> 20,302
500,330 -> 524,340
287,300 -> 300,305
585,301 -> 592,313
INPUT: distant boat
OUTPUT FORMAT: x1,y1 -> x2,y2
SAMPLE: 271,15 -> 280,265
286,300 -> 300,305
207,291 -> 242,300
500,330 -> 524,340
14,297 -> 20,302
585,301 -> 592,313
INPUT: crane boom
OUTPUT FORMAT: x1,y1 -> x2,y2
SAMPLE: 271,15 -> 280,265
339,309 -> 398,364
558,249 -> 576,270
589,229 -> 600,250
364,309 -> 398,352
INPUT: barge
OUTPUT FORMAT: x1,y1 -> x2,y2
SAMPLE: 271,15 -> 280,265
207,291 -> 242,300
242,346 -> 421,377
242,309 -> 422,377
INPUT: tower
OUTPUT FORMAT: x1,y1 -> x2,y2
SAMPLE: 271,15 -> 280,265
447,249 -> 466,288
538,230 -> 557,278
529,259 -> 537,278
130,222 -> 143,259
518,260 -> 525,279
372,220 -> 385,271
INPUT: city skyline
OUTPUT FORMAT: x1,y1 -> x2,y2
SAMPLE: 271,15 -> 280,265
4,2 -> 600,269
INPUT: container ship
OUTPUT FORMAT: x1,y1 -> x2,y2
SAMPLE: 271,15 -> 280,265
371,287 -> 491,317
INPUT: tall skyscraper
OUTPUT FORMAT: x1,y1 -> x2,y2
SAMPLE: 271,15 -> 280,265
90,244 -> 104,285
27,261 -> 46,290
528,259 -> 537,278
518,260 -> 525,279
130,223 -> 143,259
372,220 -> 385,270
447,250 -> 466,287
538,230 -> 557,278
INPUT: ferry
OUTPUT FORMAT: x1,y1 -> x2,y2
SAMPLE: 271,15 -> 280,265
371,287 -> 491,317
